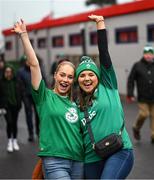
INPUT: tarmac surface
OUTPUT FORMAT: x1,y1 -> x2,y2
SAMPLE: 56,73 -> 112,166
0,101 -> 154,179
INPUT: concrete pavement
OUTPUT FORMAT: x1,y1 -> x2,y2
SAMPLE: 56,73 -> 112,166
0,101 -> 154,179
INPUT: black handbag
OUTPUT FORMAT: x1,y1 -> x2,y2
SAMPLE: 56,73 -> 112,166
84,108 -> 124,159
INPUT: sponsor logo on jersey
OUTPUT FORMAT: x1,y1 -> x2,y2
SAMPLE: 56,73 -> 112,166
81,110 -> 96,126
65,107 -> 78,123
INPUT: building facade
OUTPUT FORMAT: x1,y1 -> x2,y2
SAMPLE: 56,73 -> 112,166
2,0 -> 154,95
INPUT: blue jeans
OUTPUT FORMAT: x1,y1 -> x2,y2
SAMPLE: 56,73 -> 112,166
42,157 -> 83,179
84,149 -> 134,179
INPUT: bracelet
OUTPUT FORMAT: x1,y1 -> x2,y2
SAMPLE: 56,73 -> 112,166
96,19 -> 104,23
18,31 -> 27,36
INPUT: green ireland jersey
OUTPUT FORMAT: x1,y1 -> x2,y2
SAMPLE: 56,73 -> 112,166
32,80 -> 84,161
78,65 -> 132,163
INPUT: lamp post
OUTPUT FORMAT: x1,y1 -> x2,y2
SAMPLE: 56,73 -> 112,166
80,23 -> 87,56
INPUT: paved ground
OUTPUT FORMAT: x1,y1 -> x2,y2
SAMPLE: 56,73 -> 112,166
0,101 -> 154,179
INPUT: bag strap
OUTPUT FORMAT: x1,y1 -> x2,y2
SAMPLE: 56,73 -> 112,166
84,108 -> 95,149
84,108 -> 125,149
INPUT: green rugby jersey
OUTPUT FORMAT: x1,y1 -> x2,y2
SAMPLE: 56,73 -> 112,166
78,29 -> 132,163
32,80 -> 84,161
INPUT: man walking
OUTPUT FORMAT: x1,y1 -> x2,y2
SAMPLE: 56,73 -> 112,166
127,45 -> 154,143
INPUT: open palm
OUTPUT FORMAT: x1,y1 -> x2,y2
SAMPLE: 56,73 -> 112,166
12,19 -> 27,34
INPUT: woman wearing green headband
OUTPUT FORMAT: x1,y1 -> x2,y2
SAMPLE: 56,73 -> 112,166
76,15 -> 134,179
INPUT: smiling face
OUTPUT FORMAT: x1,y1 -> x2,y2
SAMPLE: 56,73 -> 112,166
78,70 -> 98,94
54,62 -> 75,96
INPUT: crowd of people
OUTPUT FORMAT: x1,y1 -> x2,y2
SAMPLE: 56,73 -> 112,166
0,13 -> 154,179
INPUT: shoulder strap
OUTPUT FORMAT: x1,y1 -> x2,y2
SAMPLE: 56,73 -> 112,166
84,108 -> 95,149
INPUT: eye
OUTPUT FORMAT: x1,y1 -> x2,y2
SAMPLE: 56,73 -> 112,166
59,73 -> 65,77
89,73 -> 95,77
68,75 -> 73,80
79,73 -> 85,78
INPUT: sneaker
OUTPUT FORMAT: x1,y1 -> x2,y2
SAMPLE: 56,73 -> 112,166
13,139 -> 20,151
132,127 -> 140,140
7,139 -> 13,152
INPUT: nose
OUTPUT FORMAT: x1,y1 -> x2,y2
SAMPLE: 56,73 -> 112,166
84,75 -> 90,80
63,76 -> 69,82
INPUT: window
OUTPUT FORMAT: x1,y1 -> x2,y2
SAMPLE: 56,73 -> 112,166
69,33 -> 82,46
5,41 -> 12,50
147,24 -> 154,42
115,26 -> 138,43
52,36 -> 64,47
90,31 -> 97,45
37,38 -> 47,48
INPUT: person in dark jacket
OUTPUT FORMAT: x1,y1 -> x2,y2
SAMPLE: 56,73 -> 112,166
127,45 -> 154,143
0,64 -> 21,152
0,58 -> 5,79
17,55 -> 40,142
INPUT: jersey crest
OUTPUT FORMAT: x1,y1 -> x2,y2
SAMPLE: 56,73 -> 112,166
65,107 -> 78,123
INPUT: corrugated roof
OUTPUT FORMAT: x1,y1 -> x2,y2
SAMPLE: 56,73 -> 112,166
2,0 -> 154,36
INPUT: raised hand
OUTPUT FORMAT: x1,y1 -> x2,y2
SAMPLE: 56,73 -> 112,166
12,19 -> 27,35
88,14 -> 104,23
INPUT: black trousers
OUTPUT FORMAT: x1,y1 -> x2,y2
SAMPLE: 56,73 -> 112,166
22,95 -> 39,137
5,105 -> 19,139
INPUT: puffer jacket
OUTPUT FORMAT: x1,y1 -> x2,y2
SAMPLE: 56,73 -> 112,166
127,58 -> 154,103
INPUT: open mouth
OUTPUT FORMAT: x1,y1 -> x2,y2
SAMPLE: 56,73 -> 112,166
83,81 -> 92,86
59,82 -> 69,90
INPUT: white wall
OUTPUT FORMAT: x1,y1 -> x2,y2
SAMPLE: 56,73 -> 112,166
3,10 -> 154,95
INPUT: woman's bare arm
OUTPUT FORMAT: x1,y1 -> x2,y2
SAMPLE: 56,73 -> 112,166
12,19 -> 42,90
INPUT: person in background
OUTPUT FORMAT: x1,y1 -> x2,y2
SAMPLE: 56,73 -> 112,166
0,56 -> 5,110
17,55 -> 39,141
0,64 -> 21,152
12,19 -> 84,179
127,45 -> 154,143
76,15 -> 134,179
36,53 -> 48,87
0,58 -> 5,79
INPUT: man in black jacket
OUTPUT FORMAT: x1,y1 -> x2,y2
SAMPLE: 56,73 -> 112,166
127,45 -> 154,143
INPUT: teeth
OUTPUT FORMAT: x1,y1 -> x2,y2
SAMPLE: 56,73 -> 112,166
60,83 -> 68,87
84,83 -> 91,86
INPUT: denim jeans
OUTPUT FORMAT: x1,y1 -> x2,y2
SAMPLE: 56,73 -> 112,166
42,157 -> 83,179
84,149 -> 134,179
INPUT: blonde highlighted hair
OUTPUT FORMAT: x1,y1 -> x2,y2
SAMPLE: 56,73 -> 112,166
54,60 -> 75,101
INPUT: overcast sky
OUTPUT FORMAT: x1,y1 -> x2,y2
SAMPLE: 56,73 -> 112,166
0,0 -> 134,40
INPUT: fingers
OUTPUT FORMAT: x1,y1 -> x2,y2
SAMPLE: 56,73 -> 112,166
11,19 -> 26,34
14,19 -> 24,27
88,14 -> 96,19
21,19 -> 24,23
88,14 -> 104,20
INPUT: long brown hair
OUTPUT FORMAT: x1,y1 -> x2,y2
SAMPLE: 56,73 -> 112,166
76,87 -> 96,111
